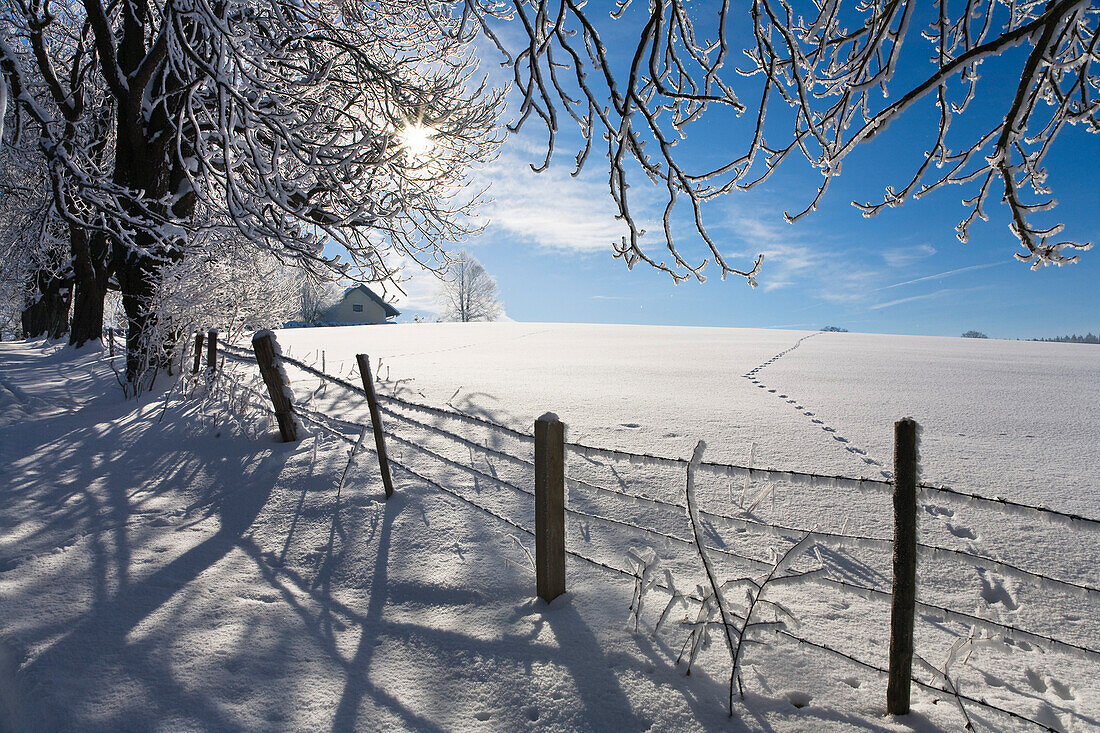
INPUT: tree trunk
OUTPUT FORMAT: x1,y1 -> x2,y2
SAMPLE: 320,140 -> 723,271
111,90 -> 195,381
106,0 -> 199,384
69,112 -> 115,348
69,228 -> 110,347
21,268 -> 72,339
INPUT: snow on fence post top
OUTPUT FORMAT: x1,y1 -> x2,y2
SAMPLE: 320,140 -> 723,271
252,331 -> 299,443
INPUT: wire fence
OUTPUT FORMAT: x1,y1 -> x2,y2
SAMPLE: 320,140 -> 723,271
222,341 -> 1100,532
215,339 -> 1099,731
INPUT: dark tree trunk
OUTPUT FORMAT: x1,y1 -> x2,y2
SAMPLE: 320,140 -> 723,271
69,229 -> 111,347
108,0 -> 199,384
21,268 -> 72,339
116,246 -> 163,381
69,111 -> 116,348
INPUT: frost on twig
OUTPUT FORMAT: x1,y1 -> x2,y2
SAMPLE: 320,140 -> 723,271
915,633 -> 977,731
463,0 -> 1097,278
627,441 -> 818,717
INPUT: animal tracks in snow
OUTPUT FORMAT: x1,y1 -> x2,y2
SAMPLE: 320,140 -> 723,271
977,568 -> 1019,611
1025,668 -> 1076,701
946,522 -> 978,540
743,333 -> 888,476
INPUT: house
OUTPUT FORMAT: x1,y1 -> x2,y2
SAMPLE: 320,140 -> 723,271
321,285 -> 400,325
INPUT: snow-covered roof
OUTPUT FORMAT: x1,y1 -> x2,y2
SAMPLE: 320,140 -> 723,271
342,285 -> 400,318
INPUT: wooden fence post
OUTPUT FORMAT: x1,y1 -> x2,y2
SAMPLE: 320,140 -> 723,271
356,354 -> 394,498
206,329 -> 218,375
192,331 -> 204,374
888,417 -> 919,715
252,332 -> 298,442
535,412 -> 566,603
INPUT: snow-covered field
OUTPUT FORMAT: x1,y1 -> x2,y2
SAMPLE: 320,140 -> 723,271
1,324 -> 1097,732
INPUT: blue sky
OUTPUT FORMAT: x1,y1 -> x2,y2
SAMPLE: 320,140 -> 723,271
386,11 -> 1099,340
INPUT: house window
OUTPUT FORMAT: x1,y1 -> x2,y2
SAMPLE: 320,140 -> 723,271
353,304 -> 363,312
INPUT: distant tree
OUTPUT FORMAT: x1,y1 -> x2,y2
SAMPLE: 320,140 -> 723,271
438,252 -> 502,323
300,279 -> 344,326
1033,333 -> 1099,344
962,331 -> 989,339
822,326 -> 848,333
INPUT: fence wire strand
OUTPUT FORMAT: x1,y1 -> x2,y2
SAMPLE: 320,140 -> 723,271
222,341 -> 1100,530
214,345 -> 1100,675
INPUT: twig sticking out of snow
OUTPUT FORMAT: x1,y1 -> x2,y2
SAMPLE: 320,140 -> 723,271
915,634 -> 975,731
682,441 -> 815,715
336,427 -> 370,496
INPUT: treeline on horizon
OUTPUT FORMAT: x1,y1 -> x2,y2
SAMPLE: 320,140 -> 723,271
1032,334 -> 1099,344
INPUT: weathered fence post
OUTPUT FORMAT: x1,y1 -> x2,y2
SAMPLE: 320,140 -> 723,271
888,417 -> 919,715
356,354 -> 394,498
206,329 -> 218,375
192,331 -> 204,374
534,412 -> 566,603
252,332 -> 298,442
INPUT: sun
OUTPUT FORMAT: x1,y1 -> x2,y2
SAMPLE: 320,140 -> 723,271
398,124 -> 436,160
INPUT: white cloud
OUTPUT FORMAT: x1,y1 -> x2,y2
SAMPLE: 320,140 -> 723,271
726,214 -> 823,287
383,261 -> 445,313
724,211 -> 884,299
480,149 -> 625,253
881,243 -> 937,267
869,288 -> 956,310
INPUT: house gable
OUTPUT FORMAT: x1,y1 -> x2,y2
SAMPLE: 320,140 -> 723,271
321,285 -> 400,325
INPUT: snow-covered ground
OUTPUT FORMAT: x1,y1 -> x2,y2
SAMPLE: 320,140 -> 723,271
1,325 -> 1097,732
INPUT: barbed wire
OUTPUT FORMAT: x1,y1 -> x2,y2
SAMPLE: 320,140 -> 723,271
564,471 -> 1099,597
203,377 -> 1100,733
279,400 -> 1100,663
221,341 -> 1100,529
223,342 -> 535,442
375,401 -> 535,472
219,345 -> 1100,599
220,344 -> 1100,603
369,390 -> 1100,594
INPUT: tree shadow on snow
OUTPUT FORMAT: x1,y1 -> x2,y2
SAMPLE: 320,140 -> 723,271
2,383 -> 297,731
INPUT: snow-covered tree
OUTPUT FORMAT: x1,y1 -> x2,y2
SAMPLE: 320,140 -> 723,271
464,0 -> 1098,281
0,144 -> 72,339
299,278 -> 344,326
1,0 -> 504,382
153,235 -> 307,356
438,251 -> 502,322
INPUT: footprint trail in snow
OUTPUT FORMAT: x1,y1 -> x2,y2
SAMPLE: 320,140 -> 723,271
742,332 -> 890,478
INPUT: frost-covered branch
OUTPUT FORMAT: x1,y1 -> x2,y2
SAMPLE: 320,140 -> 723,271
464,0 -> 1097,279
